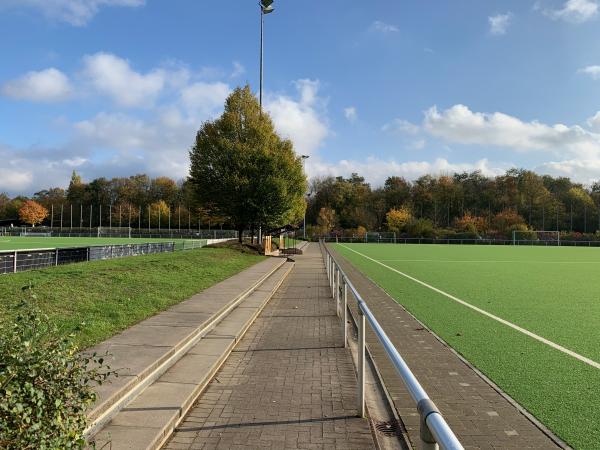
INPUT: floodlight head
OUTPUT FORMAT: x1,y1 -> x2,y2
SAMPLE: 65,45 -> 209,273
260,0 -> 274,14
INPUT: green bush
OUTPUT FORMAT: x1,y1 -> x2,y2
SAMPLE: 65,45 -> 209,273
0,287 -> 113,449
406,218 -> 435,238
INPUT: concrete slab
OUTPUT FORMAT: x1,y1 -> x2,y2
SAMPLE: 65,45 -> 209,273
208,306 -> 259,338
93,424 -> 164,450
141,312 -> 213,328
159,353 -> 221,384
186,337 -> 235,356
108,324 -> 197,348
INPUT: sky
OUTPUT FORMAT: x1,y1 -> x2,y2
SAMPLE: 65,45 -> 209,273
2,0 -> 600,196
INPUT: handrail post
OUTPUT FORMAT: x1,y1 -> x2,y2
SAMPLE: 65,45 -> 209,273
335,266 -> 340,317
418,399 -> 440,450
330,259 -> 335,295
343,277 -> 348,348
357,306 -> 366,418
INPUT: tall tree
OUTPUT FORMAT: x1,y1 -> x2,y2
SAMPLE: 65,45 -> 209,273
189,86 -> 306,241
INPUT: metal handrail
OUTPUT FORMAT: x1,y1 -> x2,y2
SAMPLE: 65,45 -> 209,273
322,242 -> 463,450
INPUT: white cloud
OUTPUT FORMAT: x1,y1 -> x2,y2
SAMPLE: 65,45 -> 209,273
266,79 -> 329,156
0,0 -> 145,26
541,0 -> 598,23
423,104 -> 600,158
82,52 -> 167,107
579,65 -> 600,80
489,12 -> 513,35
230,62 -> 245,79
344,106 -> 357,122
370,20 -> 399,33
307,156 -> 505,187
587,111 -> 600,130
180,82 -> 231,118
1,68 -> 71,102
382,118 -> 420,134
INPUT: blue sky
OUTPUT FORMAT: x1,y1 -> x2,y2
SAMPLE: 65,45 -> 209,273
2,0 -> 600,195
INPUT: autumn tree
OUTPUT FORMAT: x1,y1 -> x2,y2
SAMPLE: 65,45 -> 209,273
386,207 -> 413,233
19,200 -> 48,227
148,200 -> 171,228
189,85 -> 307,242
317,207 -> 337,234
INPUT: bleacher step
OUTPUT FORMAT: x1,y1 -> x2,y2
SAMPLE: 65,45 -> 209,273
89,261 -> 293,450
84,257 -> 289,439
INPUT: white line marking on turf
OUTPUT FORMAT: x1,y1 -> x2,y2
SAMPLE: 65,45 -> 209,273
378,259 -> 600,264
340,244 -> 600,370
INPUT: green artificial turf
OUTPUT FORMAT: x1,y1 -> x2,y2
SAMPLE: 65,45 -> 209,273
0,236 -> 203,252
0,248 -> 264,349
334,243 -> 600,450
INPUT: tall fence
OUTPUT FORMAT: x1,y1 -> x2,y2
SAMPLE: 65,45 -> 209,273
0,242 -> 175,275
319,235 -> 600,247
0,227 -> 238,240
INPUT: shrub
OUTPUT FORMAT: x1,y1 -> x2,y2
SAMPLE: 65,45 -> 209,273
406,218 -> 435,238
492,209 -> 527,235
0,287 -> 113,449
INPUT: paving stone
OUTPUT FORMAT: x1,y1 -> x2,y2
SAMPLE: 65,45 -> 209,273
164,244 -> 375,449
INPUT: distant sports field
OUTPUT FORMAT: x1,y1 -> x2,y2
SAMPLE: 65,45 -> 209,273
0,236 -> 201,252
334,243 -> 600,449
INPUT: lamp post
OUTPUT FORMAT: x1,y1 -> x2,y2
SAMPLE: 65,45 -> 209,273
301,155 -> 309,239
259,0 -> 274,109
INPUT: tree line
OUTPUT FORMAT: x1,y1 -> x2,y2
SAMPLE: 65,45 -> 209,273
306,169 -> 600,239
0,172 -> 225,229
0,86 -> 307,241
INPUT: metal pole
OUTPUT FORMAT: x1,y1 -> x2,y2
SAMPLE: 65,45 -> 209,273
60,204 -> 63,231
109,204 -> 112,230
357,308 -> 366,418
343,278 -> 348,348
259,7 -> 264,109
335,266 -> 340,317
51,204 -> 54,229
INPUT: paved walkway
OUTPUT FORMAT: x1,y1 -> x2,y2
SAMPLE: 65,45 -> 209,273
164,244 -> 376,450
329,246 -> 563,450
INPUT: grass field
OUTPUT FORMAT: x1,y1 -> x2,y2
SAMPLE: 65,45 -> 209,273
0,236 -> 204,252
0,248 -> 264,348
334,243 -> 600,450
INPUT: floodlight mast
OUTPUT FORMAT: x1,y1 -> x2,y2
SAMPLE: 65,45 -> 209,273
259,0 -> 274,110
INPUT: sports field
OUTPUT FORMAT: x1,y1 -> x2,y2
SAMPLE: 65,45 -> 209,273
0,236 -> 202,252
334,243 -> 600,449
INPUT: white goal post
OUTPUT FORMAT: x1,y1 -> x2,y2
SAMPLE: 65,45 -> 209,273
512,230 -> 560,246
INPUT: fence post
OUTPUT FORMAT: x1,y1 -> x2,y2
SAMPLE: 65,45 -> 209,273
55,249 -> 59,266
13,250 -> 18,273
357,306 -> 366,418
343,277 -> 348,348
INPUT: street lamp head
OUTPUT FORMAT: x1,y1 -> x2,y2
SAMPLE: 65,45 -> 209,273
260,0 -> 274,14
301,155 -> 310,160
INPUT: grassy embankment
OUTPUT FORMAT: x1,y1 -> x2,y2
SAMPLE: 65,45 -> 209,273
0,248 -> 264,348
